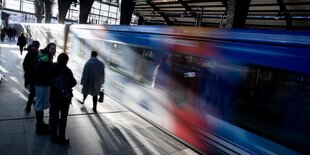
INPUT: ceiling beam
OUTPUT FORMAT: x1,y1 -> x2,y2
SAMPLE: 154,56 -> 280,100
146,0 -> 173,25
177,0 -> 198,23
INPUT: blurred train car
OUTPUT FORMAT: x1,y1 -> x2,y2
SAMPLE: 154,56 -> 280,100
22,23 -> 310,154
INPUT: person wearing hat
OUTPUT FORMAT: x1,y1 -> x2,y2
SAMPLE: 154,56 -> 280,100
23,40 -> 40,112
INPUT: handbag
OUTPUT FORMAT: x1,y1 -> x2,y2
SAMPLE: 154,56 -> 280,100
98,90 -> 104,103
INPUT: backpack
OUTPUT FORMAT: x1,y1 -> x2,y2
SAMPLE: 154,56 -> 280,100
52,69 -> 73,103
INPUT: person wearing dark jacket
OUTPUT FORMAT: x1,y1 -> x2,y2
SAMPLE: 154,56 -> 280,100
33,43 -> 56,134
17,32 -> 27,55
23,41 -> 40,112
50,53 -> 76,144
0,27 -> 6,41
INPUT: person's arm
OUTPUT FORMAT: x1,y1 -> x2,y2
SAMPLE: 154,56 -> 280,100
17,36 -> 20,45
80,63 -> 88,85
22,54 -> 30,70
67,69 -> 77,88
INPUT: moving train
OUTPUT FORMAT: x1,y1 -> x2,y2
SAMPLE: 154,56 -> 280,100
22,23 -> 310,154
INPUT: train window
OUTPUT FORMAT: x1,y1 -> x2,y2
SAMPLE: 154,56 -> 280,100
197,60 -> 310,152
132,48 -> 159,85
257,69 -> 272,82
107,42 -> 121,68
166,52 -> 205,106
105,42 -> 161,87
172,52 -> 203,72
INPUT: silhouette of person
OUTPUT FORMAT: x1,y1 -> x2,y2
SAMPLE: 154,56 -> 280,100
17,32 -> 27,55
0,27 -> 6,41
80,51 -> 105,113
23,41 -> 40,112
12,27 -> 17,40
32,43 -> 56,134
50,53 -> 77,144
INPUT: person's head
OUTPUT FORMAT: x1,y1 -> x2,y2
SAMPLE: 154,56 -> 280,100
46,43 -> 56,56
91,51 -> 98,57
31,41 -> 40,52
20,32 -> 24,36
57,53 -> 69,66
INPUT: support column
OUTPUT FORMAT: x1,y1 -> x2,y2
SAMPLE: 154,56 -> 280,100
58,0 -> 73,23
225,0 -> 251,28
34,0 -> 44,23
120,0 -> 135,25
44,0 -> 52,23
79,0 -> 95,24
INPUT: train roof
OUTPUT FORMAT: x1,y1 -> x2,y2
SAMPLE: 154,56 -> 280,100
104,25 -> 310,47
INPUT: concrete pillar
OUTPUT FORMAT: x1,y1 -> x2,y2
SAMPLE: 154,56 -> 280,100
120,0 -> 135,25
79,0 -> 95,24
58,0 -> 72,23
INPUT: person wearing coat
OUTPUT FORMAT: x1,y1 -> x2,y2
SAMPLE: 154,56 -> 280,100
17,32 -> 27,55
80,51 -> 105,113
23,40 -> 40,112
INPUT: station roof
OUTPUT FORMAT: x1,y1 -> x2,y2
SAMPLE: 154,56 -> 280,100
133,0 -> 310,30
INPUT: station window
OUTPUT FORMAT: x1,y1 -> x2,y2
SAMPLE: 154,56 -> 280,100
4,0 -> 20,10
22,1 -> 35,13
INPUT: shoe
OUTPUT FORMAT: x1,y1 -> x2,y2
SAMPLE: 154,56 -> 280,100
92,108 -> 97,113
58,138 -> 70,145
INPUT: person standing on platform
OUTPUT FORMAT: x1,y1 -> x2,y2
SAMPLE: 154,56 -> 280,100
23,41 -> 40,112
0,27 -> 6,41
50,53 -> 76,144
17,32 -> 27,55
7,27 -> 13,41
80,51 -> 105,113
12,27 -> 17,41
32,43 -> 56,134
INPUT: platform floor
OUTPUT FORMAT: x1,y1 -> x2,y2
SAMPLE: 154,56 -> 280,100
0,39 -> 198,155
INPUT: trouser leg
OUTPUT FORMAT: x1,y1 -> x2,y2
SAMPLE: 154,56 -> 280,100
59,103 -> 70,138
49,104 -> 59,138
35,111 -> 48,134
92,95 -> 98,110
36,111 -> 44,124
19,46 -> 23,55
25,85 -> 35,111
82,94 -> 87,103
24,79 -> 28,87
